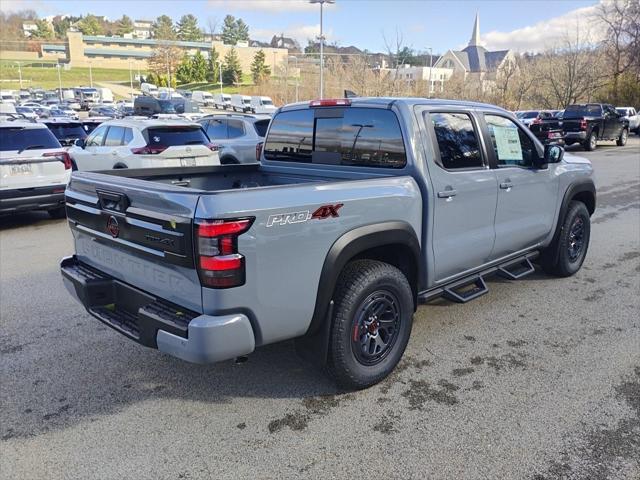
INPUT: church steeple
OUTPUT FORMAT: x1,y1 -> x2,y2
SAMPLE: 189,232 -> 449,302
469,13 -> 480,46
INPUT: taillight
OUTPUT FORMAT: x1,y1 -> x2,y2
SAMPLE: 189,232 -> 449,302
195,218 -> 253,288
579,119 -> 588,130
206,143 -> 219,152
256,142 -> 263,161
43,151 -> 72,169
532,117 -> 542,125
309,98 -> 351,107
130,146 -> 167,155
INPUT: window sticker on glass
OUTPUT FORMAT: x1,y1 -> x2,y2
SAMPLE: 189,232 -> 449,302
492,125 -> 523,162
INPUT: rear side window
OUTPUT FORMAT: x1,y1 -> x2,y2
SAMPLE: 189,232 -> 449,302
44,123 -> 87,140
264,107 -> 406,168
123,128 -> 134,144
0,127 -> 61,151
145,126 -> 209,147
104,126 -> 125,146
429,112 -> 483,169
253,119 -> 269,137
227,119 -> 245,139
87,125 -> 107,146
203,119 -> 227,139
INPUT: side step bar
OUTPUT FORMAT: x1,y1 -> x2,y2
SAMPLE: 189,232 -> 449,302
419,252 -> 538,305
442,276 -> 488,303
497,257 -> 535,280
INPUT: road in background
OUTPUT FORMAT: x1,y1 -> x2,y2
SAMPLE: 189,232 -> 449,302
1,138 -> 638,480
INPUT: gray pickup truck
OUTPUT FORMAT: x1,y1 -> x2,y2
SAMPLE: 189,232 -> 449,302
60,97 -> 596,389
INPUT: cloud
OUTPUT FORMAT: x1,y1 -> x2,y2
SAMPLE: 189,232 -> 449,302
252,23 -> 333,44
479,4 -> 606,53
208,0 -> 337,14
0,0 -> 52,13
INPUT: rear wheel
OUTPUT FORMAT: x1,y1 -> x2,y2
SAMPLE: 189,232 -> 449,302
540,201 -> 591,277
617,128 -> 628,146
583,131 -> 597,151
327,260 -> 413,390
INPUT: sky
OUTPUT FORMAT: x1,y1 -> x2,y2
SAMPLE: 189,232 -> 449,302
2,0 -> 602,54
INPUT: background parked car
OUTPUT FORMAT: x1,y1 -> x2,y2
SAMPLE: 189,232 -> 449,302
0,121 -> 71,217
230,94 -> 252,112
198,113 -> 270,164
15,106 -> 38,120
616,107 -> 639,134
88,105 -> 118,118
528,111 -> 564,146
41,118 -> 87,147
213,93 -> 231,110
250,96 -> 276,114
563,103 -> 629,151
192,91 -> 214,107
515,110 -> 540,127
68,118 -> 220,170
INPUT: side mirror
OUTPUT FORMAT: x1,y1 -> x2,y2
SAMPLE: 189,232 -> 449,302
74,138 -> 85,149
543,144 -> 564,164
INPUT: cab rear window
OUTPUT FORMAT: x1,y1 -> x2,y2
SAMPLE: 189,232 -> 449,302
564,104 -> 602,118
144,127 -> 209,147
44,123 -> 87,141
264,107 -> 406,168
0,127 -> 61,151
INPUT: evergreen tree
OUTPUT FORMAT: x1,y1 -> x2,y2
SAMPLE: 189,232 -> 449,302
206,47 -> 220,83
235,19 -> 249,42
116,15 -> 134,36
77,15 -> 103,36
177,14 -> 202,41
221,15 -> 237,45
152,15 -> 175,40
222,48 -> 243,85
250,50 -> 271,84
32,19 -> 54,40
176,54 -> 193,84
190,51 -> 208,82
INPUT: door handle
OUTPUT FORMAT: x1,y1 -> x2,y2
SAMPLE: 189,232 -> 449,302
500,182 -> 513,190
437,189 -> 457,198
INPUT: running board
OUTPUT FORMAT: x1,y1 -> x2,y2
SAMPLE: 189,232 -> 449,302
442,276 -> 488,303
496,257 -> 535,280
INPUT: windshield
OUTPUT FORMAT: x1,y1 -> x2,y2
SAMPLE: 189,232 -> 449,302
44,123 -> 87,140
243,98 -> 250,104
0,127 -> 61,151
564,104 -> 602,118
144,126 -> 209,147
616,108 -> 628,116
262,99 -> 273,106
157,100 -> 176,113
253,119 -> 270,137
521,111 -> 539,119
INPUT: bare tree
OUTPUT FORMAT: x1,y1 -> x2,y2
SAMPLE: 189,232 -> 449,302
206,17 -> 219,38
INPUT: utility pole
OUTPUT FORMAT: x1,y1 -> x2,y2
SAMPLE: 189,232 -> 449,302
289,56 -> 299,102
428,46 -> 433,98
129,60 -> 134,100
310,0 -> 335,99
89,61 -> 93,87
218,60 -> 223,94
56,64 -> 62,101
15,62 -> 23,89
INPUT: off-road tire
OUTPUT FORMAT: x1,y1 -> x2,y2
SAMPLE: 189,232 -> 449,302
583,131 -> 597,151
617,128 -> 628,146
327,260 -> 413,390
540,201 -> 590,277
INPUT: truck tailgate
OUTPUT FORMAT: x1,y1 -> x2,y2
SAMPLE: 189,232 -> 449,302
65,172 -> 203,312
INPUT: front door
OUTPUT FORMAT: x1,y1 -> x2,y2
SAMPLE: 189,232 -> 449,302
481,113 -> 559,258
423,111 -> 498,282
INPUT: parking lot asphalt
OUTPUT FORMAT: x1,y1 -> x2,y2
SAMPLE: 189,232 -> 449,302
1,137 -> 638,480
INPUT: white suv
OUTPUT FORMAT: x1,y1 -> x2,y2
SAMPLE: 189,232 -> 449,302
68,119 -> 220,171
0,121 -> 72,217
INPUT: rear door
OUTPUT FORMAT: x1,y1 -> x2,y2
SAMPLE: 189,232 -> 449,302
421,110 -> 498,282
65,173 -> 204,312
481,113 -> 558,258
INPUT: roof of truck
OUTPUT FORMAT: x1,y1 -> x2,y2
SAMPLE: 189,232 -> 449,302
280,97 -> 509,113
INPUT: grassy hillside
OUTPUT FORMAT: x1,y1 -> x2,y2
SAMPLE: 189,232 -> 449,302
0,60 -> 140,90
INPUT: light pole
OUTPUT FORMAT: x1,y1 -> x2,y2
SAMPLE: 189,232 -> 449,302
289,55 -> 299,102
129,60 -> 134,101
165,50 -> 171,91
427,46 -> 433,98
56,64 -> 62,101
88,61 -> 93,87
218,60 -> 223,94
310,0 -> 335,99
15,62 -> 23,89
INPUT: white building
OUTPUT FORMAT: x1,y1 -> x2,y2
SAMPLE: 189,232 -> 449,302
22,21 -> 38,37
133,20 -> 153,39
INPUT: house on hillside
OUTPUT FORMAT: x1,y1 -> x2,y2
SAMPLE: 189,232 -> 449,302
433,13 -> 514,82
271,34 -> 300,52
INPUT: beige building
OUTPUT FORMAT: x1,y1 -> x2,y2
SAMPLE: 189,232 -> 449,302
41,31 -> 289,73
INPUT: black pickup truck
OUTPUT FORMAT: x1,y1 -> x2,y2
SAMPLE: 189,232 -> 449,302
563,103 -> 629,151
528,111 -> 564,146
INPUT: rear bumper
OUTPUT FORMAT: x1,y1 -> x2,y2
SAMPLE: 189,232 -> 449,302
60,255 -> 255,363
564,131 -> 587,142
0,184 -> 66,214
